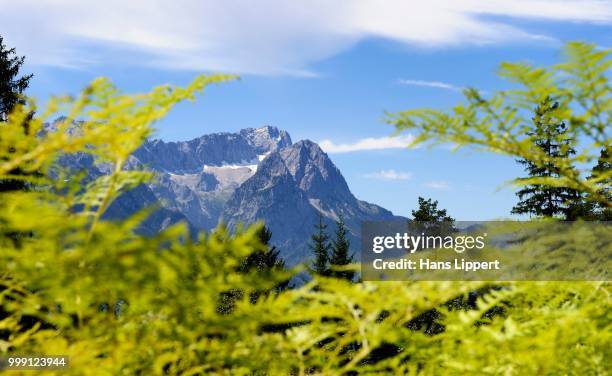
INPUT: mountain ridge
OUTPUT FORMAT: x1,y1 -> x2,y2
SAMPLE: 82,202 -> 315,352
222,139 -> 401,263
57,123 -> 404,264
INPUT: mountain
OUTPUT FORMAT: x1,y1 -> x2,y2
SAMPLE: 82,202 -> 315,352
133,126 -> 292,230
222,140 -> 400,263
133,126 -> 292,173
55,150 -> 194,236
58,124 -> 403,264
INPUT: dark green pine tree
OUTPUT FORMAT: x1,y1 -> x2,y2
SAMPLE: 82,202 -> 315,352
329,215 -> 354,281
0,36 -> 33,193
239,225 -> 285,273
309,212 -> 331,276
511,97 -> 580,219
409,197 -> 456,241
563,147 -> 611,220
411,196 -> 455,223
0,35 -> 32,122
588,147 -> 611,220
219,225 -> 287,314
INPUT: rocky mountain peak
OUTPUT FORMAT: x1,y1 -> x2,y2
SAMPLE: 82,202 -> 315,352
222,137 -> 400,263
239,125 -> 292,153
281,140 -> 322,174
133,125 -> 290,173
279,140 -> 353,202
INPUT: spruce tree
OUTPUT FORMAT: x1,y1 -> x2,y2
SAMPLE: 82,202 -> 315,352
329,215 -> 354,281
511,97 -> 580,219
220,225 -> 287,313
239,225 -> 285,273
242,225 -> 288,293
588,147 -> 611,220
409,197 -> 456,240
0,36 -> 33,193
411,197 -> 455,223
309,212 -> 331,276
0,35 -> 32,122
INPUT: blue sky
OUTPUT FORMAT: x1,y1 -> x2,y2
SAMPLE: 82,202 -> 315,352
2,1 -> 611,219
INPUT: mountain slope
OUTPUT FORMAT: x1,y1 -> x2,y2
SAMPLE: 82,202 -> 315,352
133,126 -> 292,229
222,140 -> 401,264
56,123 -> 404,264
56,151 -> 193,236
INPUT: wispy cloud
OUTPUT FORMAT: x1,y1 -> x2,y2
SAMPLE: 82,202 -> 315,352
397,79 -> 462,92
424,180 -> 451,190
363,170 -> 412,181
319,135 -> 414,153
1,0 -> 610,74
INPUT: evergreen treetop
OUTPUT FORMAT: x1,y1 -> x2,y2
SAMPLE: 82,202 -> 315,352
0,35 -> 32,122
410,197 -> 456,238
0,35 -> 34,192
511,97 -> 580,219
588,147 -> 612,220
309,212 -> 331,276
239,225 -> 285,273
329,214 -> 354,281
411,196 -> 455,223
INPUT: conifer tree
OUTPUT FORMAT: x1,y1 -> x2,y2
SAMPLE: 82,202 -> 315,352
329,215 -> 354,281
409,197 -> 456,240
0,36 -> 33,193
220,225 -> 287,313
411,197 -> 455,223
309,212 -> 331,276
240,225 -> 285,273
0,35 -> 32,122
511,97 -> 580,219
588,147 -> 611,220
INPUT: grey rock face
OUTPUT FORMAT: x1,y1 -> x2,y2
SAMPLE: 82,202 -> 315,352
57,124 -> 403,264
104,184 -> 194,236
55,151 -> 194,236
133,125 -> 291,173
129,126 -> 291,230
222,140 -> 401,264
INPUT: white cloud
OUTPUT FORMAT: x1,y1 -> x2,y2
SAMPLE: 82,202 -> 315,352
424,181 -> 451,190
398,79 -> 462,91
319,135 -> 415,153
363,170 -> 412,180
1,0 -> 610,75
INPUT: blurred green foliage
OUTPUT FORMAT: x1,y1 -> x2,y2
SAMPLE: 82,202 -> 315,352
0,42 -> 609,375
